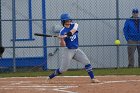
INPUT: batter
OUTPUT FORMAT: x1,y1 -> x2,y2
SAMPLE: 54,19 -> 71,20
48,13 -> 100,83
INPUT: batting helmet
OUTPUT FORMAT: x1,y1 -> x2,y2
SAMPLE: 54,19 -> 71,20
132,8 -> 139,13
60,13 -> 71,26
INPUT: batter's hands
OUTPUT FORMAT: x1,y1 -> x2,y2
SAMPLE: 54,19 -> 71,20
58,35 -> 67,39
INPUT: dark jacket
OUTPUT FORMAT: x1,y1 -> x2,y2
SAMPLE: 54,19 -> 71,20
123,17 -> 140,41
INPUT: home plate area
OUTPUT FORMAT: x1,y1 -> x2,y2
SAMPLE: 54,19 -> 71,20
0,76 -> 140,93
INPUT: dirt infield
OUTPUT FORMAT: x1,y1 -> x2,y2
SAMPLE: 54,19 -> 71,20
0,76 -> 140,93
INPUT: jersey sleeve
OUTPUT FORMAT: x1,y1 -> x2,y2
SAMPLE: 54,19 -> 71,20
73,23 -> 78,30
59,27 -> 65,36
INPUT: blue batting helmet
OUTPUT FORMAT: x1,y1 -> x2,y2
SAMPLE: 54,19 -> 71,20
132,8 -> 139,13
60,13 -> 71,26
60,13 -> 71,21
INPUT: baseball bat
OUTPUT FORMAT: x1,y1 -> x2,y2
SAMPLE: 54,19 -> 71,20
34,33 -> 68,38
34,33 -> 58,37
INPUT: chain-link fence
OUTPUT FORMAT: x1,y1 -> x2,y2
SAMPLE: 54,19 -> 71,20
0,0 -> 140,72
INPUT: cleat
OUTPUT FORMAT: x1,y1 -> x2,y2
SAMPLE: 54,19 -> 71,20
45,77 -> 51,83
91,79 -> 100,83
47,76 -> 51,80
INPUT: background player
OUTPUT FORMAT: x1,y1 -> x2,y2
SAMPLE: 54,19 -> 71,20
48,13 -> 100,83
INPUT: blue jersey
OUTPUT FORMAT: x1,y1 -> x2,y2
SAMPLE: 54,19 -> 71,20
60,23 -> 79,49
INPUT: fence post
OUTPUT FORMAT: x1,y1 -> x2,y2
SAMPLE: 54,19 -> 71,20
42,0 -> 47,70
29,0 -> 33,39
0,0 -> 1,47
116,0 -> 120,68
12,0 -> 16,72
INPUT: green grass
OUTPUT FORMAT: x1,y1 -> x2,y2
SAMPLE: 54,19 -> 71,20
0,68 -> 140,78
93,68 -> 140,75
